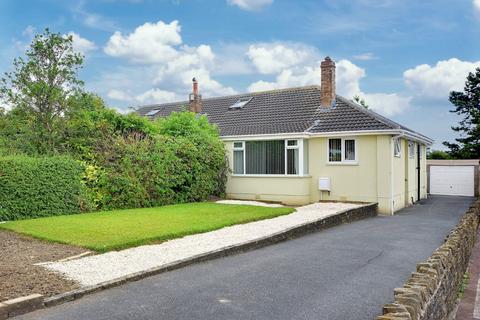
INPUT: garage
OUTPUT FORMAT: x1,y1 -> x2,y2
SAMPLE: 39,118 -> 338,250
429,165 -> 475,196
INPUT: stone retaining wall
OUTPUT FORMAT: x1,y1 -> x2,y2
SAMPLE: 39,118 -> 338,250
377,200 -> 480,320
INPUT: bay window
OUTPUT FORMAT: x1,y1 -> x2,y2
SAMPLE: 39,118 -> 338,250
328,138 -> 357,163
232,139 -> 307,176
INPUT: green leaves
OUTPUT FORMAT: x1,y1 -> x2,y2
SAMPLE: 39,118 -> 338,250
0,29 -> 228,217
0,28 -> 84,155
0,156 -> 92,221
93,114 -> 228,210
444,68 -> 480,158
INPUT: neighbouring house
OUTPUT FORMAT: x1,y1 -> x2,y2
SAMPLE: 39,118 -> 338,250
136,57 -> 432,214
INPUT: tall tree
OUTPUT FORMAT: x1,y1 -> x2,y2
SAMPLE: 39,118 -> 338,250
443,68 -> 480,159
0,29 -> 84,154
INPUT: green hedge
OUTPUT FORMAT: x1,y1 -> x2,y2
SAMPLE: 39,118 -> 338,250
91,134 -> 227,210
0,156 -> 91,221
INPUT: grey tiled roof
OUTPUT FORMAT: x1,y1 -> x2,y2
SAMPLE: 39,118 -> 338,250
136,85 -> 430,140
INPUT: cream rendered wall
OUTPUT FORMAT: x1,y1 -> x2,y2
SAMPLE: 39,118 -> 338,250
223,136 -> 427,214
224,141 -> 312,205
308,136 -> 387,210
376,136 -> 393,214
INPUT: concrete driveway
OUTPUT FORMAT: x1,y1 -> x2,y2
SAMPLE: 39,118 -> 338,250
15,196 -> 474,320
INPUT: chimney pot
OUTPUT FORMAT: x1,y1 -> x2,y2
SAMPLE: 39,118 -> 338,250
320,56 -> 336,108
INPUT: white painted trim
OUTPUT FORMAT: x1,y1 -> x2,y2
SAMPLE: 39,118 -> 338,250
223,133 -> 309,141
394,138 -> 402,158
326,137 -> 358,164
311,129 -> 401,138
221,129 -> 433,145
326,162 -> 359,166
299,139 -> 304,176
231,174 -> 312,178
231,139 -> 305,177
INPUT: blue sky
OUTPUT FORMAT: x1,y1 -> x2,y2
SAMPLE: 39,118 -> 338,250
1,0 -> 479,149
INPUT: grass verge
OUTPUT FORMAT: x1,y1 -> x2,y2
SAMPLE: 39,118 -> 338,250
0,203 -> 294,252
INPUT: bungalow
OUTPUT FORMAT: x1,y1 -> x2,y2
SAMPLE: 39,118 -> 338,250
136,57 -> 433,215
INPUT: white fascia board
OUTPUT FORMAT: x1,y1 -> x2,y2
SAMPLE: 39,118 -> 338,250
306,129 -> 400,138
221,129 -> 433,145
221,133 -> 310,141
401,130 -> 434,146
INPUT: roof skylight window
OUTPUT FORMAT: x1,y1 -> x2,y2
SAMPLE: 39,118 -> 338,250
229,97 -> 252,109
145,109 -> 160,116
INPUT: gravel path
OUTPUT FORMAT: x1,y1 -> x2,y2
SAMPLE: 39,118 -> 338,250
44,202 -> 360,287
216,200 -> 284,207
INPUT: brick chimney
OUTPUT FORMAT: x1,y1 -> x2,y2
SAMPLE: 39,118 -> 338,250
320,57 -> 336,108
189,77 -> 202,113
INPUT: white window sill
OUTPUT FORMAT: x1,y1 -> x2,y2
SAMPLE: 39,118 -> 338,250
231,174 -> 312,178
326,161 -> 358,166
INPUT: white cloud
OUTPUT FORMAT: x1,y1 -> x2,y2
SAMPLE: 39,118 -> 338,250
71,1 -> 118,31
135,88 -> 180,104
107,89 -> 134,102
245,42 -> 411,116
403,58 -> 480,99
107,88 -> 181,105
227,0 -> 273,11
247,43 -> 317,74
68,32 -> 97,55
0,97 -> 12,111
22,25 -> 36,37
352,52 -> 378,61
104,20 -> 182,64
101,20 -> 236,107
474,0 -> 480,14
247,59 -> 365,98
336,59 -> 365,98
363,93 -> 412,116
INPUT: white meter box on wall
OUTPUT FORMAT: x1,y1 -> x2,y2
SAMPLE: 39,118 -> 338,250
318,177 -> 330,191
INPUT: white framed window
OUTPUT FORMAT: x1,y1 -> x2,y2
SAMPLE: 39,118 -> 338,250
419,145 -> 423,159
328,138 -> 357,163
286,139 -> 299,175
233,141 -> 245,174
394,138 -> 401,157
408,141 -> 415,158
232,139 -> 307,176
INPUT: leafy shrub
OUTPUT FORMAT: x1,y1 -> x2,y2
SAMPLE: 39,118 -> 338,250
0,156 -> 92,221
93,112 -> 228,210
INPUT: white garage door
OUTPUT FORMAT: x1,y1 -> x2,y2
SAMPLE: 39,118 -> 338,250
430,166 -> 474,196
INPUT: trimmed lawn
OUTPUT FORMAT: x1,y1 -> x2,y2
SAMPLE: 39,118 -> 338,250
0,203 -> 294,252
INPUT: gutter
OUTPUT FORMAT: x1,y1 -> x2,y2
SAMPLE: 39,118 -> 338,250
221,129 -> 433,145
